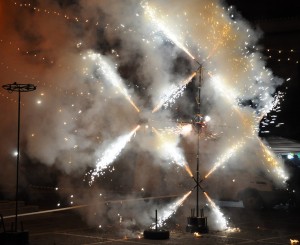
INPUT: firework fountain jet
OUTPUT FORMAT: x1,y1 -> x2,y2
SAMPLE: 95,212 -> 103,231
152,127 -> 193,177
203,192 -> 228,230
142,2 -> 195,61
152,72 -> 197,113
85,51 -> 140,113
204,140 -> 246,179
208,72 -> 287,181
151,191 -> 192,229
89,125 -> 140,185
258,137 -> 288,182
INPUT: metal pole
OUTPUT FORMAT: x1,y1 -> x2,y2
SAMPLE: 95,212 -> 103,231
15,90 -> 21,231
196,138 -> 199,217
2,82 -> 36,233
155,209 -> 158,231
196,66 -> 202,217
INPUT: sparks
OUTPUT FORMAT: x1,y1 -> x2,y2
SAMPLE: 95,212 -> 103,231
205,140 -> 246,179
204,192 -> 228,230
259,137 -> 288,182
151,191 -> 192,228
152,127 -> 193,177
142,2 -> 195,60
152,72 -> 196,113
89,125 -> 140,184
86,51 -> 140,112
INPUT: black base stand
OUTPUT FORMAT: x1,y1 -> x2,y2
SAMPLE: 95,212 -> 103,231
0,215 -> 29,245
143,209 -> 170,240
186,217 -> 209,233
186,209 -> 209,233
0,231 -> 29,245
143,229 -> 170,240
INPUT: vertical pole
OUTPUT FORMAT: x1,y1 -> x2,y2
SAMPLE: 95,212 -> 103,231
155,209 -> 158,231
15,90 -> 21,232
196,66 -> 202,218
196,130 -> 199,217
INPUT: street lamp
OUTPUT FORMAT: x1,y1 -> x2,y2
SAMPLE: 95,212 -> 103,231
2,82 -> 36,233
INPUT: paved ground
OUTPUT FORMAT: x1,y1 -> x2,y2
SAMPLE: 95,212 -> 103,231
1,206 -> 300,245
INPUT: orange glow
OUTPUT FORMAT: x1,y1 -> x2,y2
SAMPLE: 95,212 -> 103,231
203,192 -> 217,209
193,232 -> 202,238
184,163 -> 193,177
133,124 -> 141,133
127,95 -> 140,113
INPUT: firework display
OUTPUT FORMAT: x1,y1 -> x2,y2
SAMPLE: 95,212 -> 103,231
0,0 -> 291,237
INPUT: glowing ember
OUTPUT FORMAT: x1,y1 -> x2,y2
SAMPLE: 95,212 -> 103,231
184,163 -> 193,177
290,239 -> 299,245
226,227 -> 241,233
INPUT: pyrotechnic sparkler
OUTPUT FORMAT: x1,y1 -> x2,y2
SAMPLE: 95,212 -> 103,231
259,137 -> 288,182
203,191 -> 228,230
151,191 -> 192,228
142,2 -> 195,60
89,125 -> 140,185
260,90 -> 285,129
205,140 -> 245,179
85,51 -> 140,112
152,127 -> 193,177
152,72 -> 196,113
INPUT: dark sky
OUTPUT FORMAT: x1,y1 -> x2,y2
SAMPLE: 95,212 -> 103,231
226,0 -> 300,141
225,0 -> 300,20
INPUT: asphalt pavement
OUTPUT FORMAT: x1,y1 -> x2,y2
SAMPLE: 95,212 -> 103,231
1,205 -> 300,245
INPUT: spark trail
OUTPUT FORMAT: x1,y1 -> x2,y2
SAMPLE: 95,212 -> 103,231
142,2 -> 195,60
85,51 -> 140,112
205,140 -> 245,179
152,72 -> 196,113
151,191 -> 192,228
258,137 -> 288,182
152,127 -> 193,177
203,192 -> 228,230
89,125 -> 141,184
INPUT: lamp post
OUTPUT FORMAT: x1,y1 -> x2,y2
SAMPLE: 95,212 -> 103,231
2,82 -> 36,232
